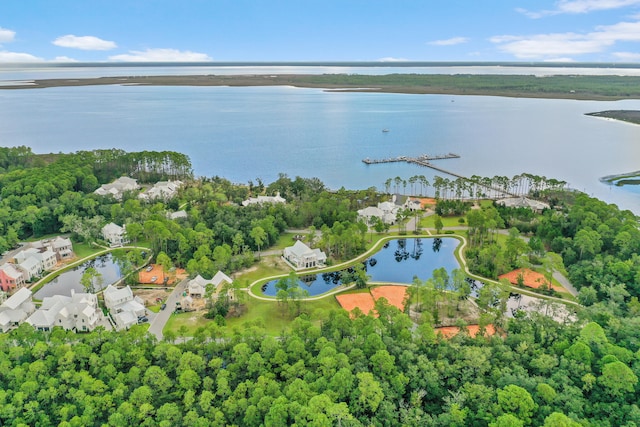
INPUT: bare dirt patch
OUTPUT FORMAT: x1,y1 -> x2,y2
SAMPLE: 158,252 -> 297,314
134,288 -> 171,306
435,324 -> 497,339
499,268 -> 564,292
138,265 -> 186,285
337,285 -> 409,316
370,286 -> 408,311
336,292 -> 376,316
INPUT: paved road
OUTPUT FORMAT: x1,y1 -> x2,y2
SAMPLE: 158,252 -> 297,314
553,271 -> 579,297
148,278 -> 188,340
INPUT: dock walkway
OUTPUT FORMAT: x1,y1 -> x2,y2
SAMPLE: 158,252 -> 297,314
362,153 -> 517,197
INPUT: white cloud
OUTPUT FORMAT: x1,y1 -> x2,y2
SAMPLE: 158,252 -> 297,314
543,57 -> 576,62
0,27 -> 15,44
491,19 -> 640,59
109,48 -> 212,62
519,0 -> 640,18
377,57 -> 409,62
612,51 -> 640,60
53,35 -> 117,50
0,51 -> 43,62
52,56 -> 78,63
428,37 -> 469,46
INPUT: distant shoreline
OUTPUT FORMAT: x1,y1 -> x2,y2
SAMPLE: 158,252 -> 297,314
4,73 -> 640,101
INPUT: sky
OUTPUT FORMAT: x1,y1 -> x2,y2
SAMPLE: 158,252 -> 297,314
2,0 -> 640,63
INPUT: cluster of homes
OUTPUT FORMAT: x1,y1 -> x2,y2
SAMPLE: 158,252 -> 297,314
0,282 -> 149,333
94,176 -> 183,202
0,237 -> 74,293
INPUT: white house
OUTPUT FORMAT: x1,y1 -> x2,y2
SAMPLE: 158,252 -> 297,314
49,237 -> 73,260
103,285 -> 145,330
139,180 -> 183,201
94,176 -> 139,200
14,247 -> 58,280
283,241 -> 327,270
211,271 -> 235,300
26,290 -> 105,332
17,256 -> 40,281
102,223 -> 128,247
187,275 -> 209,298
0,287 -> 35,333
242,192 -> 286,207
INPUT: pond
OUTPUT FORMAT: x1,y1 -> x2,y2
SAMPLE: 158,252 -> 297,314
261,237 -> 461,296
34,253 -> 123,299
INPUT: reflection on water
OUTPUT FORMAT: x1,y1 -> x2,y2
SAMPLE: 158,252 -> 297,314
261,237 -> 460,296
34,253 -> 122,299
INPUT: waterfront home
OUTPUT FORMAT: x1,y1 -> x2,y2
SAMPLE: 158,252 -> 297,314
0,287 -> 35,332
14,247 -> 57,280
30,237 -> 74,261
102,222 -> 128,247
103,284 -> 145,330
17,256 -> 40,281
0,263 -> 26,293
283,241 -> 327,270
49,237 -> 74,260
94,176 -> 139,200
357,206 -> 397,225
139,180 -> 183,201
26,290 -> 106,332
242,192 -> 286,207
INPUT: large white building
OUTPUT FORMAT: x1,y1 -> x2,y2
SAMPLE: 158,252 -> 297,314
26,290 -> 106,332
283,241 -> 327,270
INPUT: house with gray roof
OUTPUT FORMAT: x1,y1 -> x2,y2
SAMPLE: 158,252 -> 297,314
283,241 -> 327,270
139,180 -> 183,201
187,275 -> 209,298
0,287 -> 35,332
102,223 -> 128,247
103,285 -> 145,330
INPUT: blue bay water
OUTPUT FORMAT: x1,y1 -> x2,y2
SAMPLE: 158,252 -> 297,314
0,70 -> 639,212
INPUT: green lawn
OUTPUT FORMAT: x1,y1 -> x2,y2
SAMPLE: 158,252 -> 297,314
164,310 -> 210,334
422,215 -> 466,228
225,294 -> 341,336
162,293 -> 341,337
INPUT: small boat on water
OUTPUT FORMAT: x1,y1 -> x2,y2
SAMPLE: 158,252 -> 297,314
382,128 -> 389,133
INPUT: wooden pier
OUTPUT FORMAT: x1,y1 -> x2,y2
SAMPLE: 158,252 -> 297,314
362,152 -> 520,197
362,153 -> 460,165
